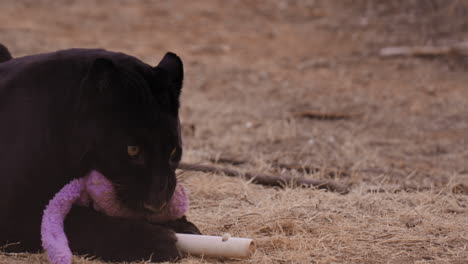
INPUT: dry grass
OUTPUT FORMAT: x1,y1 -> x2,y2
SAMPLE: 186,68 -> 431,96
1,0 -> 468,263
3,177 -> 467,263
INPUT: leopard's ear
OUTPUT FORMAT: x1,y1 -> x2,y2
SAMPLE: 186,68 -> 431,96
154,52 -> 183,98
77,58 -> 119,113
0,43 -> 13,63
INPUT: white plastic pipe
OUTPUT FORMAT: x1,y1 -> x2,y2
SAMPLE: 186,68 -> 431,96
175,234 -> 255,259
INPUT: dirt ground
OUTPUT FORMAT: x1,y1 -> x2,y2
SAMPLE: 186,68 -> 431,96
1,0 -> 468,263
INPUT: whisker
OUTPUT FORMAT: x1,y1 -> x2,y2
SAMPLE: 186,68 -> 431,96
176,170 -> 189,180
163,179 -> 169,193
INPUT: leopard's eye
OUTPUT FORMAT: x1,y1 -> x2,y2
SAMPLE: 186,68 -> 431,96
127,145 -> 140,157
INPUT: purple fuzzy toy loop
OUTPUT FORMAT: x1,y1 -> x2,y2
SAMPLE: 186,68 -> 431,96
41,170 -> 189,264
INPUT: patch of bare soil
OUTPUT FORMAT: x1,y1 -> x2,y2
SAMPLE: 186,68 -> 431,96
1,0 -> 467,263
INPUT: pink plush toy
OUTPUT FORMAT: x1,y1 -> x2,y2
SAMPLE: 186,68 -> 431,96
41,170 -> 188,264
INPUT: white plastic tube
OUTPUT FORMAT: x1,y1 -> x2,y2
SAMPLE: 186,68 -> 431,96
175,234 -> 255,258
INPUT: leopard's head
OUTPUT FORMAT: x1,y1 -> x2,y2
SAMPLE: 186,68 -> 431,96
77,52 -> 184,214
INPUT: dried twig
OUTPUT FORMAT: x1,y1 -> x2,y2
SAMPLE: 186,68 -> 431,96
178,162 -> 349,194
210,156 -> 247,166
293,111 -> 357,120
210,156 -> 349,178
366,184 -> 431,194
380,41 -> 468,57
272,162 -> 349,178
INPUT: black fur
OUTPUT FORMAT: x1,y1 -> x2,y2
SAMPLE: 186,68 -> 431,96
0,46 -> 200,262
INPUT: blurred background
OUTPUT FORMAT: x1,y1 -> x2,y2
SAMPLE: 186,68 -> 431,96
1,1 -> 468,263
